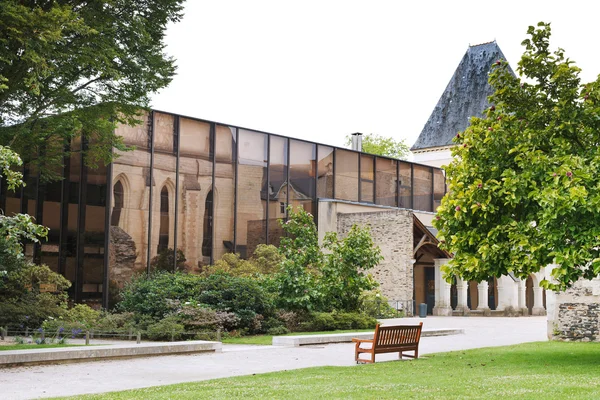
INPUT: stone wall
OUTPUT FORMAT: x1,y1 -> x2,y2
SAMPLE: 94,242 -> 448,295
548,276 -> 600,342
336,209 -> 414,301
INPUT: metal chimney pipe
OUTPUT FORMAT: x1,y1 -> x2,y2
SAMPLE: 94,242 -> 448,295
351,132 -> 363,152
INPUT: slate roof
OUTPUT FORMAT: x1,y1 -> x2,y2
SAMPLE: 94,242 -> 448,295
411,41 -> 512,151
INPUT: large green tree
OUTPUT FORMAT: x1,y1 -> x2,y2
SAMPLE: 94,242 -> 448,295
345,133 -> 409,159
434,22 -> 600,291
0,0 -> 184,179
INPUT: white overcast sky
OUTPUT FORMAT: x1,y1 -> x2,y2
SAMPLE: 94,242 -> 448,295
152,1 -> 600,156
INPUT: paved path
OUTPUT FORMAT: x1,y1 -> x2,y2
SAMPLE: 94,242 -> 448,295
0,317 -> 547,399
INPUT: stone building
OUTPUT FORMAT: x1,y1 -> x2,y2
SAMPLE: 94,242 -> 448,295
4,109 -> 451,311
410,41 -> 547,316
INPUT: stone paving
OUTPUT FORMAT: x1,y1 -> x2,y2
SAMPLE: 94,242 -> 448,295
0,316 -> 547,400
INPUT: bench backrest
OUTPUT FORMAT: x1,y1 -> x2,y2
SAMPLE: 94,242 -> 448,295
373,322 -> 423,348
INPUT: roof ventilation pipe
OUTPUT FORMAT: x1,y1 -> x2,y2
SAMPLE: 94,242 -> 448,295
351,132 -> 363,152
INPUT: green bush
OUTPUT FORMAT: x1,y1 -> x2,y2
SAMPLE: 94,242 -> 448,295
146,316 -> 185,341
176,304 -> 240,331
196,272 -> 275,321
117,271 -> 203,319
299,312 -> 377,332
266,326 -> 290,336
359,290 -> 400,318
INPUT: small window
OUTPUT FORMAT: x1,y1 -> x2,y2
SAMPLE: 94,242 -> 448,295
280,202 -> 286,214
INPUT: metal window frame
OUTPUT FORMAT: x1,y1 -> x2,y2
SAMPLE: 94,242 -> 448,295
146,111 -> 155,275
173,116 -> 181,271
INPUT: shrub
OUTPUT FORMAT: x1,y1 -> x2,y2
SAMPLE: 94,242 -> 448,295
321,225 -> 382,312
266,326 -> 290,336
94,312 -> 137,333
117,271 -> 203,319
275,206 -> 323,312
201,253 -> 259,277
146,316 -> 185,341
359,290 -> 400,318
299,312 -> 377,332
176,304 -> 240,332
196,272 -> 275,320
150,248 -> 187,273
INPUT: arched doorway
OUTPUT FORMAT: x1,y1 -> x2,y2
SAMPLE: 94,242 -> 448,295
488,277 -> 498,310
157,186 -> 169,254
202,190 -> 213,258
526,275 -> 534,315
111,181 -> 124,226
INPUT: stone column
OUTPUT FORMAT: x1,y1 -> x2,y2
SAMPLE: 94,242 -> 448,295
432,258 -> 452,316
495,278 -> 508,312
532,286 -> 547,316
456,277 -> 469,315
517,280 -> 528,316
477,281 -> 490,312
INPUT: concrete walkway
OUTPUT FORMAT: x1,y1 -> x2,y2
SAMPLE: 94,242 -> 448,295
0,317 -> 547,400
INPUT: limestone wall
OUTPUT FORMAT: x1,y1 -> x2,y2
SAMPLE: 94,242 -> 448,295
547,273 -> 600,342
335,208 -> 414,301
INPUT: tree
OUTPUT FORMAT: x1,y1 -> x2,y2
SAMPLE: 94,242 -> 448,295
345,133 -> 409,159
321,225 -> 382,312
0,1 -> 184,179
434,22 -> 600,291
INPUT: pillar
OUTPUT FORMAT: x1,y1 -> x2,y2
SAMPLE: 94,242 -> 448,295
517,280 -> 528,316
532,286 -> 546,316
495,278 -> 508,311
455,277 -> 469,315
477,281 -> 490,311
432,258 -> 452,316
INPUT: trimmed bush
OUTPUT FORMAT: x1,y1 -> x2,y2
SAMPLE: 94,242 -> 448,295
299,312 -> 377,332
146,316 -> 185,341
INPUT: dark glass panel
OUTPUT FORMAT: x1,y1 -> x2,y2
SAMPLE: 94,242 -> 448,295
108,112 -> 151,307
334,150 -> 358,202
375,158 -> 397,207
413,165 -> 433,212
177,117 -> 212,270
149,112 -> 177,267
433,169 -> 446,211
398,162 -> 412,208
317,146 -> 333,198
289,140 -> 316,215
212,125 -> 236,262
360,154 -> 374,203
267,136 -> 287,247
82,160 -> 107,303
236,129 -> 267,259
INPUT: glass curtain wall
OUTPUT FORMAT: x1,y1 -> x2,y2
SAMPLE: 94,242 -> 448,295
316,146 -> 334,199
375,158 -> 397,207
268,136 -> 288,247
148,112 -> 178,272
108,112 -> 151,307
177,117 -> 213,271
433,168 -> 445,212
360,155 -> 374,203
289,140 -> 316,214
398,162 -> 413,209
18,110 -> 448,306
413,165 -> 433,212
236,129 -> 267,259
334,150 -> 359,202
213,125 -> 236,261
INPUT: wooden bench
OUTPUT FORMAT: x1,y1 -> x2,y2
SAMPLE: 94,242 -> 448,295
352,322 -> 423,363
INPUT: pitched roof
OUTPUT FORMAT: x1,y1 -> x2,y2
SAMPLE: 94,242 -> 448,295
411,41 -> 511,151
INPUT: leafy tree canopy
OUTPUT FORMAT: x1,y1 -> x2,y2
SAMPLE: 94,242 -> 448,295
0,0 -> 184,179
434,22 -> 600,291
345,133 -> 409,159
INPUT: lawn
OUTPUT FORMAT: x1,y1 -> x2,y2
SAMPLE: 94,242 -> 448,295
55,341 -> 600,399
222,329 -> 375,345
0,343 -> 80,351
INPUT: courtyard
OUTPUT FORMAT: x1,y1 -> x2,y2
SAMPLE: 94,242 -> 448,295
0,317 -> 546,399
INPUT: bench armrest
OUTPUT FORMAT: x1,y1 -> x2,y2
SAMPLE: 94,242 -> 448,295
352,338 -> 373,343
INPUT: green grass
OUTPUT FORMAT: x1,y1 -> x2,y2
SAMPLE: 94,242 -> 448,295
221,329 -> 375,345
55,341 -> 600,399
0,343 -> 80,351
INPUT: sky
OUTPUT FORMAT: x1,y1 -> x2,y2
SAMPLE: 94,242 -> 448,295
152,1 -> 600,157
